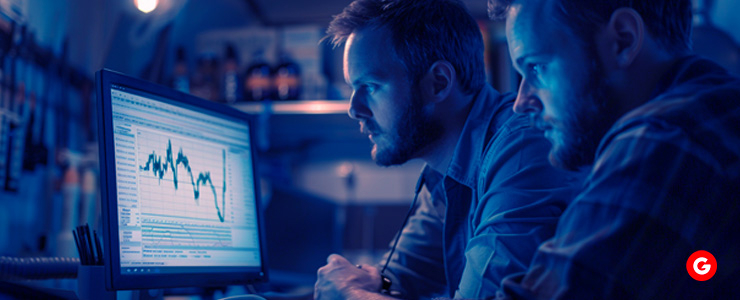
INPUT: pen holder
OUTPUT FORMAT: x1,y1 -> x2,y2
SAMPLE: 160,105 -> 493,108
77,265 -> 116,300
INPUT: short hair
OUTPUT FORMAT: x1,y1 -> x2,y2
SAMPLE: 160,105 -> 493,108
327,0 -> 486,95
488,0 -> 693,54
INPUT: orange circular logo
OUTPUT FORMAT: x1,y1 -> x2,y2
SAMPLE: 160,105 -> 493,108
686,250 -> 717,281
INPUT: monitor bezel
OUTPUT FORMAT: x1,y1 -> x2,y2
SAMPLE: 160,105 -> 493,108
95,69 -> 269,290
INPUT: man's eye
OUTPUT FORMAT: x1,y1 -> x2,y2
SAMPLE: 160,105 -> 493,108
530,64 -> 544,76
364,84 -> 376,94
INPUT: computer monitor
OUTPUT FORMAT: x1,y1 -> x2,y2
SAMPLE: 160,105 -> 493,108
95,69 -> 268,290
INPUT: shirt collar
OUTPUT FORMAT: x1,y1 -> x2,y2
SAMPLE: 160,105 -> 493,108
649,55 -> 710,100
428,84 -> 506,190
619,55 -> 729,123
598,55 -> 733,157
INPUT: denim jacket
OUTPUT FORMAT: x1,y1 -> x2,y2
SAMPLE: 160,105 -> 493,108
382,85 -> 584,299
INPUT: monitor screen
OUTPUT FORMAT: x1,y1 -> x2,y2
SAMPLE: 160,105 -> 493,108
96,69 -> 268,290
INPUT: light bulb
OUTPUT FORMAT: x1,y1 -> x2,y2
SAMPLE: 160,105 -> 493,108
135,0 -> 158,13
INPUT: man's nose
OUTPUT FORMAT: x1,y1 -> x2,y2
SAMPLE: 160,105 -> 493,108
348,91 -> 372,120
513,78 -> 543,114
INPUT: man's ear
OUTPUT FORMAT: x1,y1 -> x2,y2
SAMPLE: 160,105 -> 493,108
597,7 -> 645,69
419,60 -> 455,104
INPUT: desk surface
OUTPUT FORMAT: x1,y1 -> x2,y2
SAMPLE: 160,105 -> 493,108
0,280 -> 78,299
0,280 -> 315,300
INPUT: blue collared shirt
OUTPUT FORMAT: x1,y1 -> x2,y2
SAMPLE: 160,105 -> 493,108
382,85 -> 584,299
499,57 -> 740,299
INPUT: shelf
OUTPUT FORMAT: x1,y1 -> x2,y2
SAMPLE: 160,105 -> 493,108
232,100 -> 350,115
231,99 -> 367,154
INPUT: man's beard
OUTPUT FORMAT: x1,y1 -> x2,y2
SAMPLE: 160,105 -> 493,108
372,88 -> 443,167
550,50 -> 621,171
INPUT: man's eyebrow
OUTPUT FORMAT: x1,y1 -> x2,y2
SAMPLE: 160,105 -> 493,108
514,52 -> 549,69
511,54 -> 532,74
515,55 -> 529,68
349,71 -> 385,86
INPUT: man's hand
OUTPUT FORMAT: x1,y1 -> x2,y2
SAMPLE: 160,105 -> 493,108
314,254 -> 382,299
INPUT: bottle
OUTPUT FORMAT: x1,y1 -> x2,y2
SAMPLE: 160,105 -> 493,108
243,50 -> 273,101
57,151 -> 81,257
273,54 -> 301,100
190,53 -> 220,101
79,162 -> 97,228
171,46 -> 190,93
221,44 -> 241,104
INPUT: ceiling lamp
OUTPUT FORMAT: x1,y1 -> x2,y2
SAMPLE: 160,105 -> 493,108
135,0 -> 159,13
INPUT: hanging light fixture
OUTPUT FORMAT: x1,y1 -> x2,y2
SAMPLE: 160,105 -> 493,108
135,0 -> 159,13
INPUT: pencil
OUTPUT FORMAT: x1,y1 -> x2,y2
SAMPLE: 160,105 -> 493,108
94,230 -> 104,265
72,230 -> 83,263
76,226 -> 88,264
85,225 -> 95,266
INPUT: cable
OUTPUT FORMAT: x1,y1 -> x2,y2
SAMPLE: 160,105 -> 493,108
0,256 -> 79,280
378,175 -> 425,291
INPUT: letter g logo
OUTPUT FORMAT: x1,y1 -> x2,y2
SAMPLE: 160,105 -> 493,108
693,257 -> 710,275
687,250 -> 717,281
